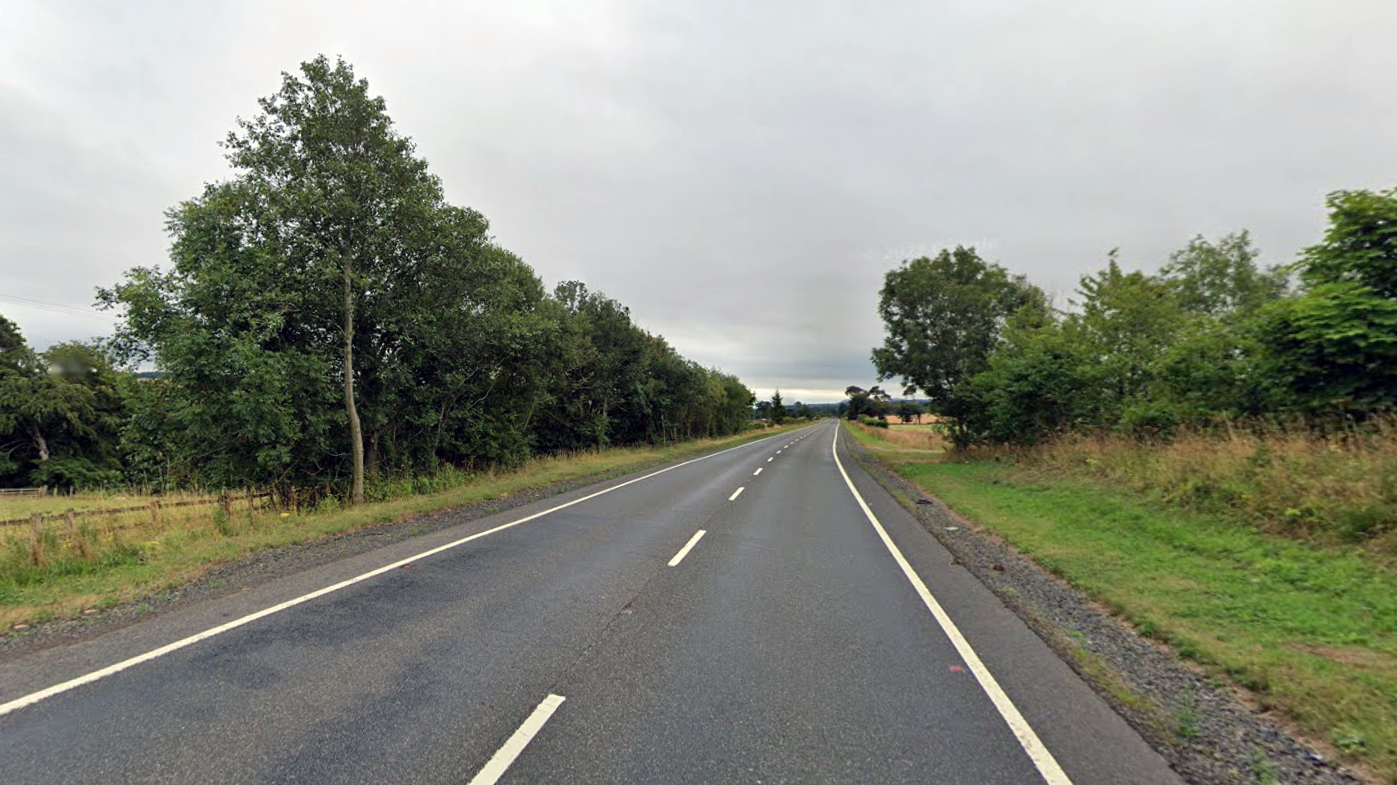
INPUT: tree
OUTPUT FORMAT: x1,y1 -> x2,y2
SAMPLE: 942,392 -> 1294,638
220,55 -> 454,502
872,247 -> 1044,414
0,318 -> 124,488
770,390 -> 787,424
1258,283 -> 1397,413
102,56 -> 483,497
1297,188 -> 1397,299
1159,231 -> 1287,318
1066,252 -> 1185,424
1257,188 -> 1397,415
956,307 -> 1096,446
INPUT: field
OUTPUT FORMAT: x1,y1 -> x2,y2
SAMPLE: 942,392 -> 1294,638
846,420 -> 1397,782
1,423 -> 804,629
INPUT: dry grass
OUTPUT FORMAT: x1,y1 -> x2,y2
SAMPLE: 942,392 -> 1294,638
851,421 -> 950,453
981,421 -> 1397,559
0,490 -> 228,521
0,424 -> 805,627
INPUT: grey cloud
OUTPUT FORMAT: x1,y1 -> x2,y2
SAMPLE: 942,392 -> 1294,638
2,0 -> 1395,401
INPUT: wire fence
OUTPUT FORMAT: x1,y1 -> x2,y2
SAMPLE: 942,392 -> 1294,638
0,492 -> 272,530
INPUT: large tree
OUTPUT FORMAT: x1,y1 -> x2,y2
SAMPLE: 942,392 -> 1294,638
871,247 -> 1043,414
1257,188 -> 1397,415
102,56 -> 477,498
0,317 -> 124,488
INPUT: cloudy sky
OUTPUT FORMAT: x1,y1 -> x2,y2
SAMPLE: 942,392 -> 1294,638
2,1 -> 1395,402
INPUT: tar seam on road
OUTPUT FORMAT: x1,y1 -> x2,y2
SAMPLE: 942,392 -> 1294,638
0,429 -> 807,719
667,529 -> 707,567
466,693 -> 566,785
830,424 -> 1074,785
728,487 -> 745,501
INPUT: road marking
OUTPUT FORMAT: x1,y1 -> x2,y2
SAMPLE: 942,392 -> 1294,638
776,450 -> 782,454
767,457 -> 774,462
830,427 -> 1073,785
467,693 -> 566,785
753,468 -> 763,476
728,487 -> 745,501
0,432 -> 790,719
667,529 -> 707,566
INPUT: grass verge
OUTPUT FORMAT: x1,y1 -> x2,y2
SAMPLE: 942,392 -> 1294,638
847,422 -> 1397,782
1,424 -> 804,629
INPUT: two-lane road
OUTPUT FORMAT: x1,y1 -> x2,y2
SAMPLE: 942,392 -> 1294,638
0,423 -> 1180,784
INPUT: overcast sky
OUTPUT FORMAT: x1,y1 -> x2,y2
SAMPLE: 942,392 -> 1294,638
2,1 -> 1395,402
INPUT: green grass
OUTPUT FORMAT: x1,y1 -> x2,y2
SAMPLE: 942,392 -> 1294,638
899,459 -> 1397,782
1,423 -> 804,629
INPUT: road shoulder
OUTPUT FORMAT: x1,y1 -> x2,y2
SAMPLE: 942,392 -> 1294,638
844,432 -> 1366,785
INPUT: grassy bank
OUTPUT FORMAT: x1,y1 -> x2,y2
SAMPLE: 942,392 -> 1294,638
977,423 -> 1397,560
1,424 -> 802,629
847,422 -> 1397,782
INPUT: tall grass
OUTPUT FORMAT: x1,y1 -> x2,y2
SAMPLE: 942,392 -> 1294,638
852,421 -> 950,452
0,424 -> 804,626
976,419 -> 1397,558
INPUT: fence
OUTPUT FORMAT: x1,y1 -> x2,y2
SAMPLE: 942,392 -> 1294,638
0,492 -> 272,531
0,487 -> 47,498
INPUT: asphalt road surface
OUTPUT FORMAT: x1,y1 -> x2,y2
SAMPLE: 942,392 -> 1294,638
0,422 -> 1182,784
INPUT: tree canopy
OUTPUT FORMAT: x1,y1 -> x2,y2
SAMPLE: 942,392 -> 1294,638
59,56 -> 757,497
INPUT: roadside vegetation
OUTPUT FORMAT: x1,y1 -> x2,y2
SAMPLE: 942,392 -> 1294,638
0,55 -> 757,506
848,421 -> 1397,781
849,184 -> 1397,780
0,424 -> 800,629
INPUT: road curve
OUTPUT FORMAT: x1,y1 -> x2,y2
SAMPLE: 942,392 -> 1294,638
0,422 -> 1181,784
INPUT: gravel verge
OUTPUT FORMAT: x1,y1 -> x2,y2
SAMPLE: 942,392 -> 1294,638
848,440 -> 1369,785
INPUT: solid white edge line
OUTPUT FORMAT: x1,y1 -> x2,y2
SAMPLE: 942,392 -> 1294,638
753,468 -> 763,476
830,425 -> 1073,785
728,487 -> 744,502
0,431 -> 797,719
667,529 -> 707,567
467,693 -> 566,785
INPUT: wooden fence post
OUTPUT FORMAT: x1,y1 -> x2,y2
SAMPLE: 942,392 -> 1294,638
149,499 -> 160,528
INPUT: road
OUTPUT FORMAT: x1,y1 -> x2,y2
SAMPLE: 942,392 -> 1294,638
0,422 -> 1181,784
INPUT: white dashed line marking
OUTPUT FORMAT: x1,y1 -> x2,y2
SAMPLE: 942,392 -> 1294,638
668,529 -> 707,567
467,694 -> 567,785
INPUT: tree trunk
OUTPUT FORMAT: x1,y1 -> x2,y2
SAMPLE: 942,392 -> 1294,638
343,259 -> 365,504
26,423 -> 49,462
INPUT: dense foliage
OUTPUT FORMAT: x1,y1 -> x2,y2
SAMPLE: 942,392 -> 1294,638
0,57 -> 754,494
871,187 -> 1397,446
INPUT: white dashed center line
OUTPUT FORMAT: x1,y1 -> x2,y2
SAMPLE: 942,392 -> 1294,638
728,487 -> 745,501
467,694 -> 566,785
668,529 -> 707,567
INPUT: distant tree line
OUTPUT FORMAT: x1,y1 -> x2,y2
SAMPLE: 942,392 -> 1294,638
870,187 -> 1397,446
0,57 -> 754,496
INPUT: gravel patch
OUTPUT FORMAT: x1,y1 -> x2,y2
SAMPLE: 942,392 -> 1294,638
849,442 -> 1368,785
